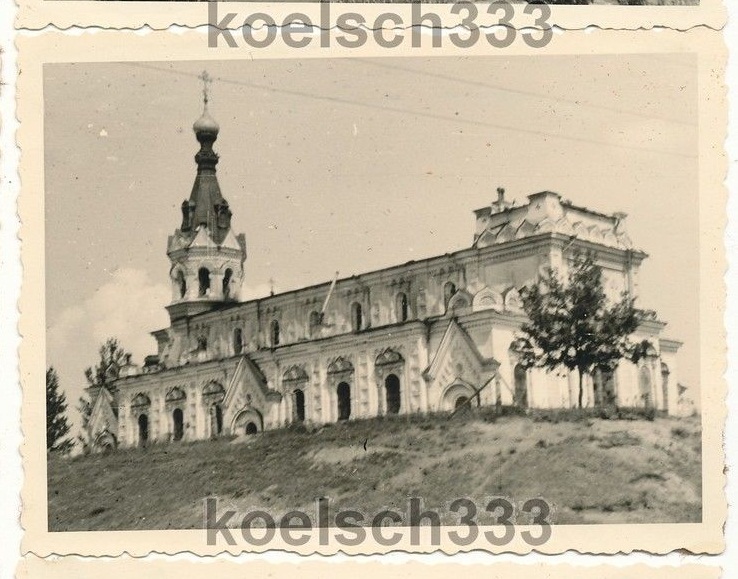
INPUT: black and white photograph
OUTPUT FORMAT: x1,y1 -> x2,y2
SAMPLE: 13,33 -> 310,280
40,53 -> 706,538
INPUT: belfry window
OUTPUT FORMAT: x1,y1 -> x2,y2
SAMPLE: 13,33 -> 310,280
198,267 -> 211,297
222,268 -> 233,299
270,319 -> 280,347
350,302 -> 363,332
175,270 -> 187,299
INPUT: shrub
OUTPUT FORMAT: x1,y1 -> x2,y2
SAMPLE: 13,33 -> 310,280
671,426 -> 690,439
618,406 -> 657,422
531,408 -> 595,424
597,430 -> 642,449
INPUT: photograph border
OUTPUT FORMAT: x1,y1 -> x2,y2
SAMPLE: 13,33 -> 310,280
14,0 -> 729,39
18,27 -> 727,557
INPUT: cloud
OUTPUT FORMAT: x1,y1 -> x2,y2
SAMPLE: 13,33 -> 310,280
47,268 -> 169,433
47,270 -> 276,436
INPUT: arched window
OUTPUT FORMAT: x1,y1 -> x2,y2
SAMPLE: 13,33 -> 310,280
175,270 -> 187,299
513,364 -> 528,408
198,267 -> 211,297
172,408 -> 184,441
309,311 -> 322,335
138,414 -> 149,447
337,382 -> 351,421
245,422 -> 258,435
443,281 -> 457,310
222,268 -> 233,299
270,319 -> 280,347
385,374 -> 401,414
233,328 -> 243,354
350,302 -> 363,332
197,336 -> 208,351
294,389 -> 306,422
396,292 -> 409,322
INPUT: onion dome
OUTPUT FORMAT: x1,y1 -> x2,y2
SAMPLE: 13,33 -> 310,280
193,106 -> 220,136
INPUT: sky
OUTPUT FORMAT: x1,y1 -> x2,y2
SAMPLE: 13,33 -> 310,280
44,54 -> 699,430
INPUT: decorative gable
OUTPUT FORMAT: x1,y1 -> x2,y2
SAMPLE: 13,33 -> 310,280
424,319 -> 500,402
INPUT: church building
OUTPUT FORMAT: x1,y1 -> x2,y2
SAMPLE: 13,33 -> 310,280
86,93 -> 683,451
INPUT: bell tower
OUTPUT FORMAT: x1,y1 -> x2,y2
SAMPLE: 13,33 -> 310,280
166,71 -> 247,322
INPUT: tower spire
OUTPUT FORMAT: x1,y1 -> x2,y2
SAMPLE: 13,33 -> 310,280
167,74 -> 247,322
182,71 -> 230,239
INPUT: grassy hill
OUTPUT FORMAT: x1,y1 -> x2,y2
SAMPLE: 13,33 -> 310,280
48,410 -> 701,531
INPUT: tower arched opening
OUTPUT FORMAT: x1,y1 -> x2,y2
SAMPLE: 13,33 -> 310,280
198,267 -> 211,297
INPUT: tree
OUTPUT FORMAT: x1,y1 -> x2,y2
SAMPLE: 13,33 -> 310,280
513,253 -> 648,408
46,367 -> 74,455
78,338 -> 131,445
84,337 -> 131,393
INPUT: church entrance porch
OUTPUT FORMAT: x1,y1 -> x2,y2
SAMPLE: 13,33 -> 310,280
233,408 -> 263,436
440,382 -> 477,412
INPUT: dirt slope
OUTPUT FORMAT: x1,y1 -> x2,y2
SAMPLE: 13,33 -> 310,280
48,412 -> 701,531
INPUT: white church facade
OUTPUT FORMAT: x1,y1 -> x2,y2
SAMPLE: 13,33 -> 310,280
87,98 -> 683,451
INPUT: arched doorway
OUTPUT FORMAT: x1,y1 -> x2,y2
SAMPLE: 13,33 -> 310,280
639,366 -> 653,408
294,389 -> 306,422
441,383 -> 475,412
95,431 -> 117,453
138,414 -> 149,447
337,382 -> 351,421
172,408 -> 184,441
513,364 -> 528,408
233,408 -> 263,436
385,374 -> 401,415
455,395 -> 470,412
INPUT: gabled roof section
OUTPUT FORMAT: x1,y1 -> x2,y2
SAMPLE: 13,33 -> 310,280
424,318 -> 499,382
88,387 -> 118,437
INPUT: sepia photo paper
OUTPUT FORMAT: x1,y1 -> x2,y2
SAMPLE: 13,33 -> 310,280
19,26 -> 727,557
